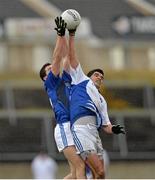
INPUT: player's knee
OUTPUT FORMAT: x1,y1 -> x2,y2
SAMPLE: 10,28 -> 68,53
97,168 -> 105,179
95,165 -> 105,179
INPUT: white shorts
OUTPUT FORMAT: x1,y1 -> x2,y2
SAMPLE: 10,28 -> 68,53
71,124 -> 104,157
54,122 -> 74,152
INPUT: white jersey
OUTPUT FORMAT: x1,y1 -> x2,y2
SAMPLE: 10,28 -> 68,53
69,64 -> 111,128
31,154 -> 58,179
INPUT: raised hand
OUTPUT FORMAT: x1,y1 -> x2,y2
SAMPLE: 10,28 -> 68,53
68,28 -> 76,36
54,16 -> 67,36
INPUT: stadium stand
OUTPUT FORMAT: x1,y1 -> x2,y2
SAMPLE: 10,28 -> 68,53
0,79 -> 155,161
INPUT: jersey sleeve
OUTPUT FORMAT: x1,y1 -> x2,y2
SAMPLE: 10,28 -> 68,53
86,81 -> 111,126
69,64 -> 89,85
99,95 -> 111,126
62,70 -> 72,84
44,71 -> 60,91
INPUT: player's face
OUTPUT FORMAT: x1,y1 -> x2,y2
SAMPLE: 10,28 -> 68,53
90,71 -> 104,89
43,65 -> 52,81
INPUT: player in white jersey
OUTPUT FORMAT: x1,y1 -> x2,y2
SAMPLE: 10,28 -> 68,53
67,29 -> 125,179
31,150 -> 58,179
39,17 -> 86,179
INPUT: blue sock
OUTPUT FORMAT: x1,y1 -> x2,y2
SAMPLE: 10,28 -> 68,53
86,164 -> 93,179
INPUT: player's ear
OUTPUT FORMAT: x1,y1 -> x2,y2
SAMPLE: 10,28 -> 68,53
43,76 -> 47,81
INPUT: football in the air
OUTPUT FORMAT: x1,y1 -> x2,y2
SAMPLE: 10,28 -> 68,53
61,9 -> 81,30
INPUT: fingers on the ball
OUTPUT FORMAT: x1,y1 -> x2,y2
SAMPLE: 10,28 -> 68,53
61,19 -> 64,27
55,16 -> 58,22
61,20 -> 66,30
55,17 -> 59,26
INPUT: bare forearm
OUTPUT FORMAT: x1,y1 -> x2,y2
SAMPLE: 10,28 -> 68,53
102,124 -> 113,134
69,35 -> 79,69
51,36 -> 65,75
53,36 -> 65,61
103,124 -> 126,134
63,55 -> 70,72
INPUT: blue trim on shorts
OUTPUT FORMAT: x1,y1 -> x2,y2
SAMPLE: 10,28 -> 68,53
59,124 -> 68,147
71,126 -> 83,152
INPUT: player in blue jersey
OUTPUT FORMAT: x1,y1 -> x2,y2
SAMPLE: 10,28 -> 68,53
67,29 -> 125,179
39,17 -> 86,179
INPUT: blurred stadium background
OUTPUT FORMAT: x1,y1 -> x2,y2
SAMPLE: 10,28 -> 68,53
0,0 -> 155,179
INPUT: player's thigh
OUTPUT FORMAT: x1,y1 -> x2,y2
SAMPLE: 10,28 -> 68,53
72,125 -> 97,153
63,145 -> 84,166
54,123 -> 74,152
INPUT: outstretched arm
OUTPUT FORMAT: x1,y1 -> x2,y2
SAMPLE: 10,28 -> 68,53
62,37 -> 70,73
67,30 -> 89,85
51,17 -> 67,76
51,36 -> 66,76
69,33 -> 79,69
102,124 -> 125,134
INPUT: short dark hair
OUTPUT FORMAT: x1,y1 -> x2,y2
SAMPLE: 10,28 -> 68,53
87,68 -> 104,77
39,63 -> 51,81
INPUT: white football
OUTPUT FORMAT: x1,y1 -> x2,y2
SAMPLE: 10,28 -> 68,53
61,9 -> 81,30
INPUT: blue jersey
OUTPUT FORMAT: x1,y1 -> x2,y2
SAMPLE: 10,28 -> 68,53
44,71 -> 71,124
69,64 -> 111,128
70,80 -> 96,123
